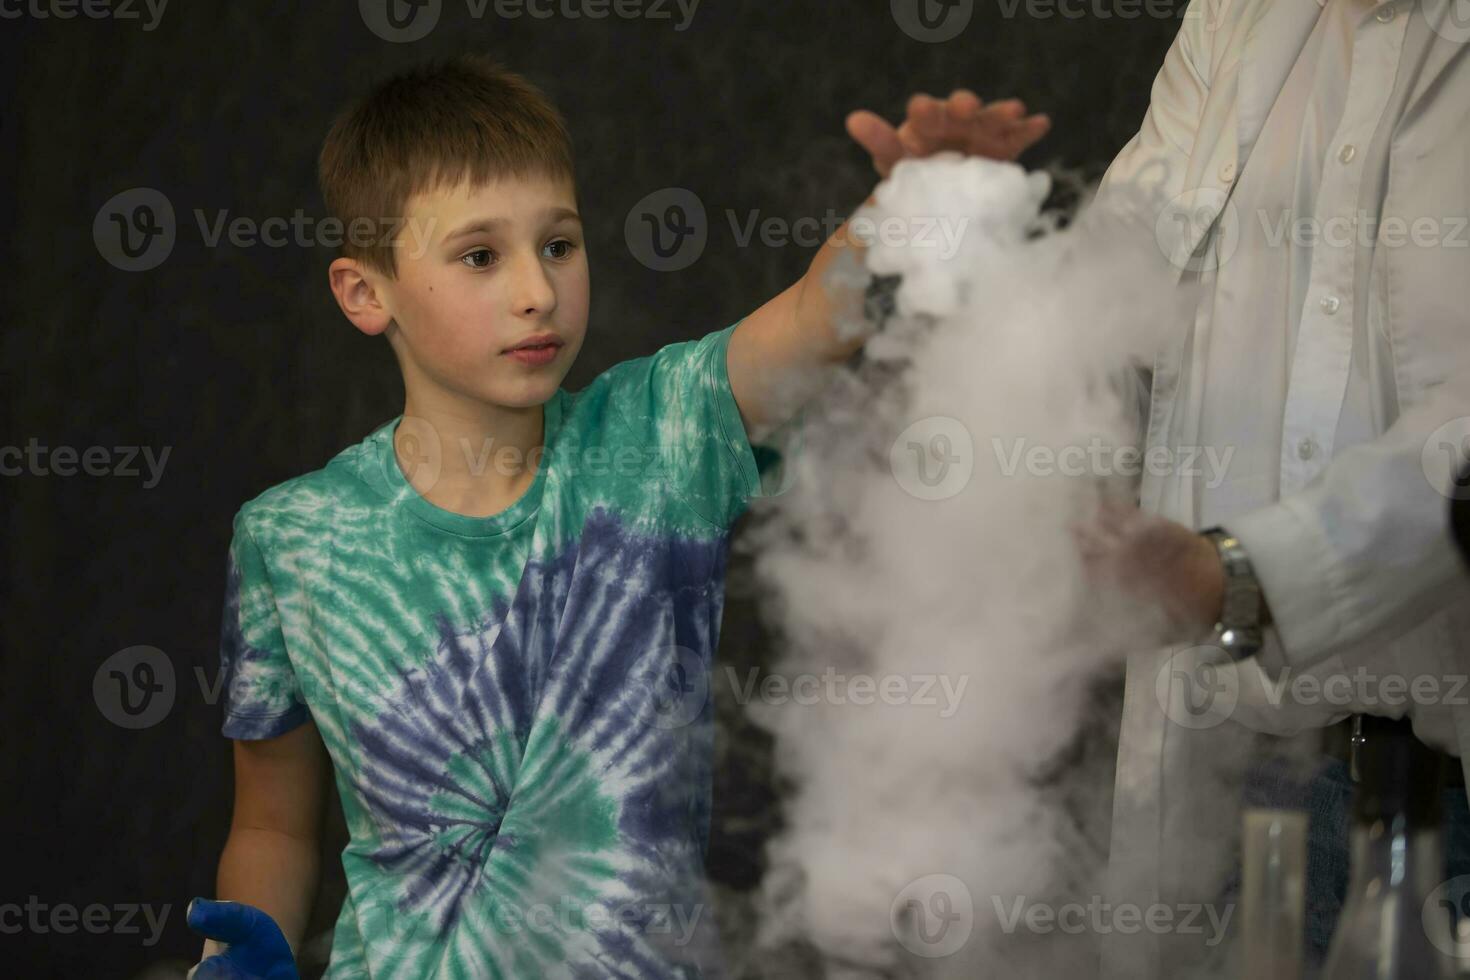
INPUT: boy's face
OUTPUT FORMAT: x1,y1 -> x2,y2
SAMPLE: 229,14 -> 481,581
378,172 -> 589,411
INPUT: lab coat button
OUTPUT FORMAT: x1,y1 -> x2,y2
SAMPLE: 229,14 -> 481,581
1339,144 -> 1357,164
1321,295 -> 1342,315
1219,161 -> 1236,182
1376,5 -> 1396,22
1298,438 -> 1318,461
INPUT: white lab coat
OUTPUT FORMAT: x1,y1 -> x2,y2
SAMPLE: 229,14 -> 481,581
1093,0 -> 1470,974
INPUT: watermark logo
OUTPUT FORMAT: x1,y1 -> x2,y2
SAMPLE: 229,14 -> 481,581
891,0 -> 975,42
995,0 -> 1196,20
1424,875 -> 1470,959
386,414 -> 447,498
1151,200 -> 1470,272
361,0 -> 700,39
94,187 -> 176,272
1156,654 -> 1470,732
1423,416 -> 1470,501
993,895 -> 1233,946
844,214 -> 972,259
93,645 -> 176,729
626,187 -> 707,272
991,436 -> 1235,487
95,186 -> 445,271
359,0 -> 442,41
487,896 -> 707,944
0,438 -> 171,486
0,897 -> 170,946
729,208 -> 852,251
93,644 -> 345,729
628,192 -> 972,271
379,413 -> 794,505
723,667 -> 969,717
890,416 -> 974,501
1156,187 -> 1239,274
892,873 -> 975,958
1154,645 -> 1238,730
632,645 -> 709,730
1427,0 -> 1470,43
1257,209 -> 1470,252
0,0 -> 169,30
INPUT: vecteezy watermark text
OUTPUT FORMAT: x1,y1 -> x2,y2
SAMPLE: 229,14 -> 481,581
624,185 -> 972,271
359,0 -> 701,43
0,0 -> 168,30
93,187 -> 448,272
485,898 -> 705,946
992,895 -> 1234,947
0,897 -> 170,946
991,436 -> 1235,489
1,438 -> 170,487
1156,647 -> 1470,732
724,666 -> 969,718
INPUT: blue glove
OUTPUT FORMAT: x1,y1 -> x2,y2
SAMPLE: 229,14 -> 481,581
186,897 -> 300,980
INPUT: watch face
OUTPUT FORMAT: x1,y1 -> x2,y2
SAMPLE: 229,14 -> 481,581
1214,533 -> 1264,634
1217,627 -> 1263,662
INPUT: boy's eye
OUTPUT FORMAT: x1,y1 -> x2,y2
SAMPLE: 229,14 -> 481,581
460,248 -> 494,270
545,239 -> 577,260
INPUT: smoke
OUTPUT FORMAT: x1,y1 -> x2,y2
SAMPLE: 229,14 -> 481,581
737,153 -> 1204,978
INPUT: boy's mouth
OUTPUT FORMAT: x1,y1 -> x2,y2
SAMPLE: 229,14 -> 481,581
503,332 -> 565,366
502,332 -> 564,353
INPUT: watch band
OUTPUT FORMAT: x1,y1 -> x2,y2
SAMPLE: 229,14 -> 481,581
1201,526 -> 1270,661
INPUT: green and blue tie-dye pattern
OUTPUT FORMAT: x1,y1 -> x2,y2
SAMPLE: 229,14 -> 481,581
216,322 -> 790,979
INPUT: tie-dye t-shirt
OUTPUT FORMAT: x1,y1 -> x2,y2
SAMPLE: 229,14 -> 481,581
215,321 -> 790,979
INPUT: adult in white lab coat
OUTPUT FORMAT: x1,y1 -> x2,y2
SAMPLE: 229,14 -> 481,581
848,0 -> 1470,975
1088,0 -> 1470,974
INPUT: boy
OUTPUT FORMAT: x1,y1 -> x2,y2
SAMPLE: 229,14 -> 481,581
187,54 -> 1048,979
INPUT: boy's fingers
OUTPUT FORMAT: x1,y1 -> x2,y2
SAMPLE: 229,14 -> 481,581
1007,114 -> 1050,137
983,118 -> 1051,160
905,92 -> 939,117
851,95 -> 1050,173
1014,114 -> 1053,144
908,93 -> 953,146
845,110 -> 904,177
979,98 -> 1027,120
944,88 -> 983,120
896,122 -> 928,158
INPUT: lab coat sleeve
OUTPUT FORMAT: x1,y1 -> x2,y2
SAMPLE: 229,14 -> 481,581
1095,0 -> 1220,212
1227,381 -> 1470,674
1095,0 -> 1222,449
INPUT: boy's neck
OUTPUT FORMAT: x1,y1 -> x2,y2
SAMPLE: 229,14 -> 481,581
395,394 -> 548,519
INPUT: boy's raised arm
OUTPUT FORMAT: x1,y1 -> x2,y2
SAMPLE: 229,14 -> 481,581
727,90 -> 1051,442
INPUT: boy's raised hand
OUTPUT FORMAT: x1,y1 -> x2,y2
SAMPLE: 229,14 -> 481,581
725,91 -> 1051,439
186,898 -> 300,980
846,89 -> 1052,178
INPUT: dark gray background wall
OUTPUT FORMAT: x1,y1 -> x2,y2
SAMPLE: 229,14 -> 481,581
1,2 -> 1182,975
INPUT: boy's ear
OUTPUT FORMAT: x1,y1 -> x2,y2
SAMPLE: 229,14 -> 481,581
328,257 -> 394,338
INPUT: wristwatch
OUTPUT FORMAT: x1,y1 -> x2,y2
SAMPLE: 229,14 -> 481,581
1200,526 -> 1272,661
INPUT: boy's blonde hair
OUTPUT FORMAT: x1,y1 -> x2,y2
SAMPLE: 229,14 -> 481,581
317,53 -> 576,279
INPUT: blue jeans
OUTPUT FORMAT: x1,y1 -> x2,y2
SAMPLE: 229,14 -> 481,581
1233,755 -> 1470,966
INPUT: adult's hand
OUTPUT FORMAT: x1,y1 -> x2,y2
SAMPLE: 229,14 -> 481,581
1073,498 -> 1226,643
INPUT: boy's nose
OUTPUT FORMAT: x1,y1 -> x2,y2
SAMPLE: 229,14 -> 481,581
509,253 -> 558,316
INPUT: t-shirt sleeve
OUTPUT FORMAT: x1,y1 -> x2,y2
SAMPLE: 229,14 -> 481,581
609,320 -> 797,529
217,511 -> 310,740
